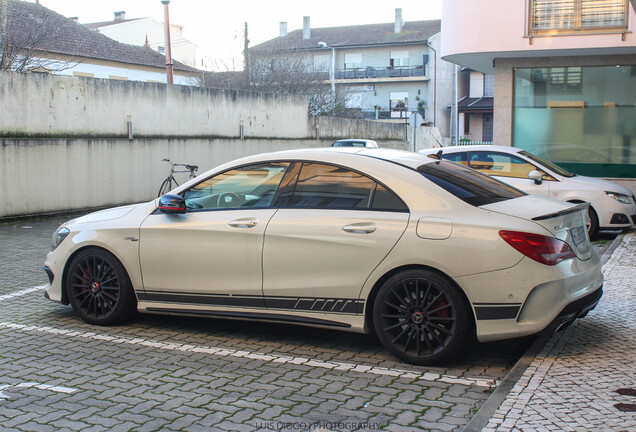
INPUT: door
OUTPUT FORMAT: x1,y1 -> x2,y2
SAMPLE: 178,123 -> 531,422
138,162 -> 289,308
262,162 -> 410,313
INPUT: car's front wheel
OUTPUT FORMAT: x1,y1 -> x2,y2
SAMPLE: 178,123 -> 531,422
65,248 -> 137,325
373,269 -> 471,365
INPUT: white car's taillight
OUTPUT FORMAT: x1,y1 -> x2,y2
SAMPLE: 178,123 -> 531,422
499,230 -> 576,266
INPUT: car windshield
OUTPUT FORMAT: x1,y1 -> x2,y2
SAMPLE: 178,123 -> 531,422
519,151 -> 575,177
418,160 -> 526,206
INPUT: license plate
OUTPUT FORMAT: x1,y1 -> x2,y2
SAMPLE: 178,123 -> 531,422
570,225 -> 585,246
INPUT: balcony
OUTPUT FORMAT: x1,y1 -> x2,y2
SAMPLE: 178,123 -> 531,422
334,66 -> 426,81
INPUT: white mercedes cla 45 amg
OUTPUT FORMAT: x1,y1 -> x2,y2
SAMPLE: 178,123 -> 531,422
44,148 -> 603,365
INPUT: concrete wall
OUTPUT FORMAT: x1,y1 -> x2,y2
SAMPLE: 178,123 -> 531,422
0,72 -> 309,139
0,71 -> 409,218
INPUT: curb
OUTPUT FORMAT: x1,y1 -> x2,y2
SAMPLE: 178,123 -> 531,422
463,232 -> 626,432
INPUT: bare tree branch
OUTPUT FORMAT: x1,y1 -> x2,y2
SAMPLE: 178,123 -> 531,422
1,0 -> 77,72
202,48 -> 356,117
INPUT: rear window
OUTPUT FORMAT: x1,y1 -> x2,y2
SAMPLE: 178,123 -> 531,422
418,160 -> 526,206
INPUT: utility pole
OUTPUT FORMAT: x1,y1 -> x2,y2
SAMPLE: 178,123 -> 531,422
0,0 -> 7,70
161,0 -> 173,84
243,22 -> 249,87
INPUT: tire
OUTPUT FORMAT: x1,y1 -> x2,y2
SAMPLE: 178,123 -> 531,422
587,206 -> 599,238
373,269 -> 471,365
65,248 -> 137,325
158,178 -> 173,197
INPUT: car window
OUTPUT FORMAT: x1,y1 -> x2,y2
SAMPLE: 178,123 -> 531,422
519,151 -> 574,178
468,151 -> 555,181
418,160 -> 526,206
183,162 -> 289,210
290,163 -> 374,208
372,184 -> 408,211
441,152 -> 469,167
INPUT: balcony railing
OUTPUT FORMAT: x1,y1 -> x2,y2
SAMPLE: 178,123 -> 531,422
334,66 -> 425,80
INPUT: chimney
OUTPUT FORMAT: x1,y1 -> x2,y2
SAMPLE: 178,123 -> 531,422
303,16 -> 310,40
114,11 -> 126,21
280,22 -> 288,37
394,8 -> 403,34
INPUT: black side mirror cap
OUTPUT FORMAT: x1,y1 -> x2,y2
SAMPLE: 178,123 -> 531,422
158,194 -> 186,214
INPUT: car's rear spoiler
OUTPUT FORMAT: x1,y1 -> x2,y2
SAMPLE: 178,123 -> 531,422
531,202 -> 589,221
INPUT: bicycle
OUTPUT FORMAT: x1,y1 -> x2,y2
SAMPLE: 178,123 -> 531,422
158,158 -> 199,197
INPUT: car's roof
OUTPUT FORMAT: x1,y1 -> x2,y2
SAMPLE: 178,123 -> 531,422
218,147 -> 432,171
420,145 -> 523,154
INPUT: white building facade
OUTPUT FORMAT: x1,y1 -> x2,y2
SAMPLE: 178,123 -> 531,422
86,12 -> 198,68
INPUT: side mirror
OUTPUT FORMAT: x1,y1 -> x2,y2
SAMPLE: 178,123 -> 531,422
158,194 -> 186,214
528,170 -> 543,185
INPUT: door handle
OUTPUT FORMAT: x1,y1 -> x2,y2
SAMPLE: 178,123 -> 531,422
342,223 -> 377,234
228,218 -> 258,228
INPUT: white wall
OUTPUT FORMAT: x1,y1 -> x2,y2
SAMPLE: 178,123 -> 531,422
428,33 -> 454,141
97,18 -> 197,67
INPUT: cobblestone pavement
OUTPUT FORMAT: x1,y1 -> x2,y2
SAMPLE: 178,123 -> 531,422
484,232 -> 636,432
0,215 -> 532,431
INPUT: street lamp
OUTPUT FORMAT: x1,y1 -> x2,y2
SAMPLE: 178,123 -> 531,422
318,41 -> 335,111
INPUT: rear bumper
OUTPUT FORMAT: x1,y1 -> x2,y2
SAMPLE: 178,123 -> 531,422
467,251 -> 603,343
547,286 -> 603,332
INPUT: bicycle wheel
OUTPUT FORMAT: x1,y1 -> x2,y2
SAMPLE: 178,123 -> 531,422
158,178 -> 174,197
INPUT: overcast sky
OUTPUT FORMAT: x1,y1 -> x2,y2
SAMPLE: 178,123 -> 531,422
37,0 -> 442,69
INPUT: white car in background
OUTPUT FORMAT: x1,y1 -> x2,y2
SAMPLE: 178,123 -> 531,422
420,145 -> 636,236
44,148 -> 602,365
332,139 -> 378,148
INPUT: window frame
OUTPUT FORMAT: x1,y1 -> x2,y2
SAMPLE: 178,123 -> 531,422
527,0 -> 630,38
344,53 -> 363,70
181,161 -> 291,212
273,161 -> 409,212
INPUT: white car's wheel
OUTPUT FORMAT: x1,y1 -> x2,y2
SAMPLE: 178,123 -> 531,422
65,248 -> 136,325
373,269 -> 471,364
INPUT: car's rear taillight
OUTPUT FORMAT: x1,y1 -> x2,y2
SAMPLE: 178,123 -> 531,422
499,230 -> 576,266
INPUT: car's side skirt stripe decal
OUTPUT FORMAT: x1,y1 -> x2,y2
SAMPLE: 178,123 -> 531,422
138,291 -> 365,314
145,308 -> 352,328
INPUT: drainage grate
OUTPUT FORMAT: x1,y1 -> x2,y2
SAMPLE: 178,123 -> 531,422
614,388 -> 636,412
614,403 -> 636,412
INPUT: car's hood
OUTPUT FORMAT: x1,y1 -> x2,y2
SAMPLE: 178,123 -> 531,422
72,204 -> 141,225
566,174 -> 633,195
481,195 -> 593,260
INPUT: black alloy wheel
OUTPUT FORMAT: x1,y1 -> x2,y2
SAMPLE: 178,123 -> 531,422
373,269 -> 470,365
65,249 -> 136,325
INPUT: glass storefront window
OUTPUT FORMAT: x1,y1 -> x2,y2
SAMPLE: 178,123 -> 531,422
513,65 -> 636,178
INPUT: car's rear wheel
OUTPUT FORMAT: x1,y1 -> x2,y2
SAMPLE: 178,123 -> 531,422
587,206 -> 599,238
65,248 -> 136,325
373,269 -> 471,365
